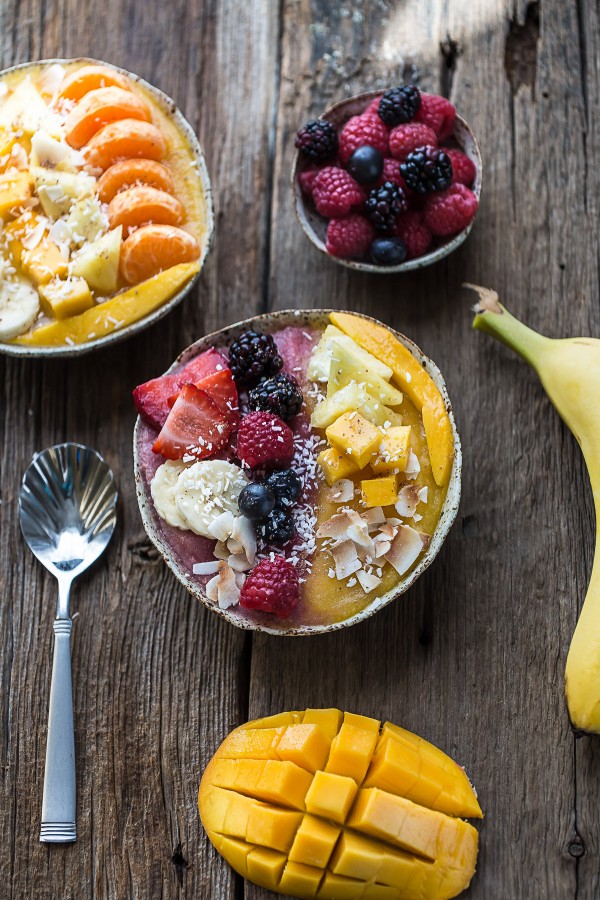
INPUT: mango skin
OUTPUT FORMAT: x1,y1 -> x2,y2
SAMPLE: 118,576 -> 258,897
199,709 -> 482,900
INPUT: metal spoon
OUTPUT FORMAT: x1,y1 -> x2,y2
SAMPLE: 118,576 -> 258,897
19,443 -> 118,843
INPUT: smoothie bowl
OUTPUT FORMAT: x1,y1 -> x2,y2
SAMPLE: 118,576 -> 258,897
0,58 -> 213,357
133,310 -> 461,635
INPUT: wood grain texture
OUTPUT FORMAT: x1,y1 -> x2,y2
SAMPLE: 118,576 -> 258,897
1,0 -> 599,898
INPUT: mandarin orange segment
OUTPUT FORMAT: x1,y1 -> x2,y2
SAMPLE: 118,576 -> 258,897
97,158 -> 175,203
120,223 -> 200,284
84,119 -> 167,170
64,86 -> 151,149
107,185 -> 184,231
55,64 -> 132,102
199,709 -> 482,899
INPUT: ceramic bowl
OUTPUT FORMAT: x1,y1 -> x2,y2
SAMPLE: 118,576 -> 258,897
0,58 -> 214,359
292,90 -> 482,274
133,309 -> 462,635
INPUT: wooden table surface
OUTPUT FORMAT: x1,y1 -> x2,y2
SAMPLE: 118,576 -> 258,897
1,1 -> 599,897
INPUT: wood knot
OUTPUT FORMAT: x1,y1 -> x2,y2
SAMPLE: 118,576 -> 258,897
568,839 -> 586,859
172,843 -> 190,885
504,1 -> 540,96
128,538 -> 160,564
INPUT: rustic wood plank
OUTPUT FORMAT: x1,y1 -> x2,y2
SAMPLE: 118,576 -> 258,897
247,0 -> 598,897
0,0 -> 279,897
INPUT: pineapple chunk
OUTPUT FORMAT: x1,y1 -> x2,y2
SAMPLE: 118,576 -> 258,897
70,226 -> 122,294
66,196 -> 108,246
311,383 -> 402,431
317,447 -> 359,486
21,238 -> 68,285
307,324 -> 393,383
327,340 -> 403,407
32,167 -> 96,219
0,170 -> 33,217
361,476 -> 399,509
38,277 -> 94,319
0,77 -> 47,134
371,426 -> 412,475
326,413 -> 381,470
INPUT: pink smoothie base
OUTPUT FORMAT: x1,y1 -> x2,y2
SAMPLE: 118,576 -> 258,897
135,324 -> 322,627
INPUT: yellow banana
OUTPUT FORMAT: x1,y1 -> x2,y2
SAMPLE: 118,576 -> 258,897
470,285 -> 600,734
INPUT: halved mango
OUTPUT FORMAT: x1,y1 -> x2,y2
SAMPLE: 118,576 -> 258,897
199,709 -> 482,899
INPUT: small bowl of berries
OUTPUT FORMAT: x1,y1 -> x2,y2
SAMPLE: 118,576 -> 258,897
293,85 -> 481,272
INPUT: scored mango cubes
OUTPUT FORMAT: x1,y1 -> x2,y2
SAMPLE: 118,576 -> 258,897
360,476 -> 399,509
371,425 -> 412,475
326,412 -> 381,469
199,709 -> 482,900
316,446 -> 359,486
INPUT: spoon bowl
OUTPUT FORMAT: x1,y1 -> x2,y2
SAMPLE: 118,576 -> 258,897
19,443 -> 117,843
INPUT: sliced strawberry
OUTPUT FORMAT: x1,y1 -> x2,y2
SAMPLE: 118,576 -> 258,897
152,384 -> 231,460
167,368 -> 240,430
133,348 -> 228,430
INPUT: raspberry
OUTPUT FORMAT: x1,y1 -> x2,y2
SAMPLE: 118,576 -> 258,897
423,183 -> 478,237
248,374 -> 303,421
239,557 -> 300,618
389,123 -> 437,162
415,93 -> 456,139
365,96 -> 383,116
295,119 -> 338,162
377,85 -> 421,127
446,149 -> 476,186
338,114 -> 389,164
312,166 -> 365,217
297,165 -> 320,196
228,330 -> 283,387
236,411 -> 294,469
395,210 -> 432,259
326,214 -> 375,260
376,158 -> 409,190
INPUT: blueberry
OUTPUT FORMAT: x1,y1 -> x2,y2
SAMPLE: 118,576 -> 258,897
263,469 -> 302,506
370,237 -> 407,266
258,508 -> 295,544
238,483 -> 276,520
347,145 -> 384,185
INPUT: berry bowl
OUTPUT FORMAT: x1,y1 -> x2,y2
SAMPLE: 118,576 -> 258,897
292,88 -> 482,273
0,58 -> 214,358
133,309 -> 461,635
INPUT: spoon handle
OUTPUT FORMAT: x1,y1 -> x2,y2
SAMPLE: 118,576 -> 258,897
40,618 -> 76,843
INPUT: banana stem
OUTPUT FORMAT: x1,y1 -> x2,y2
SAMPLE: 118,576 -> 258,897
468,284 -> 552,370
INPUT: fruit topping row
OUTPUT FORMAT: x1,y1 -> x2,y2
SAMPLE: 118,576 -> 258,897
295,85 -> 478,264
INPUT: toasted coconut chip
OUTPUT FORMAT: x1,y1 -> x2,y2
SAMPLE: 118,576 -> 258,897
235,573 -> 247,588
347,521 -> 372,548
356,569 -> 383,594
213,540 -> 230,561
207,510 -> 236,542
326,478 -> 355,503
373,535 -> 392,558
419,531 -> 432,550
331,540 -> 362,580
192,560 -> 221,576
414,513 -> 423,523
317,511 -> 355,541
206,573 -> 219,602
363,506 -> 386,529
21,220 -> 46,251
228,553 -> 253,573
216,564 -> 241,609
355,539 -> 378,562
378,522 -> 397,539
405,450 -> 421,479
417,486 -> 428,504
231,515 -> 257,565
227,538 -> 244,555
395,484 -> 421,518
385,524 -> 425,575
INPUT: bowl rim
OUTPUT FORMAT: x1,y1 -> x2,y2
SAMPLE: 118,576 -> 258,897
0,57 -> 215,359
133,308 -> 462,636
292,89 -> 482,274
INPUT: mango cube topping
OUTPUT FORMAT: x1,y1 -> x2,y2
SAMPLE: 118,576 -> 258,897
0,169 -> 33,217
371,425 -> 412,475
38,277 -> 93,320
360,476 -> 399,509
316,446 -> 359,486
326,412 -> 381,470
199,709 -> 482,899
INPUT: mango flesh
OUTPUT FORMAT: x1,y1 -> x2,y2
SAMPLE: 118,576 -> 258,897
199,709 -> 482,899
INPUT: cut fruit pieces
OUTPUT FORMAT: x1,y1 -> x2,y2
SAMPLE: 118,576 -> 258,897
311,383 -> 401,431
153,384 -> 232,461
64,86 -> 151,149
107,185 -> 184,231
361,476 -> 399,509
327,340 -> 404,407
70,226 -> 122,294
0,170 -> 33,217
330,312 -> 454,487
120,223 -> 200,284
307,324 -> 393,383
32,167 -> 96,219
316,447 -> 359,486
84,118 -> 167,170
199,709 -> 481,900
38,277 -> 93,319
371,426 -> 412,475
55,65 -> 132,103
326,412 -> 382,469
97,158 -> 175,203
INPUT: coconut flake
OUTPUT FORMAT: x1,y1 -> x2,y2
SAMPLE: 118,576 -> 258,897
395,484 -> 421,518
405,450 -> 421,479
206,574 -> 220,602
331,540 -> 362,580
231,515 -> 257,565
357,569 -> 383,594
317,511 -> 355,541
417,486 -> 429,504
192,560 -> 221,576
228,553 -> 253,573
213,540 -> 230,561
216,564 -> 241,608
373,534 -> 392,558
207,510 -> 235,542
363,506 -> 386,529
21,220 -> 46,251
326,478 -> 355,503
385,524 -> 424,575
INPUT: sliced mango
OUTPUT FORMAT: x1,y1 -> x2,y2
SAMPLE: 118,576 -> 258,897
330,312 -> 455,487
199,709 -> 482,899
12,262 -> 199,347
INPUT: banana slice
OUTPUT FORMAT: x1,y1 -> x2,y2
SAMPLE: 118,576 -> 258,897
175,460 -> 249,538
0,276 -> 40,340
150,460 -> 191,529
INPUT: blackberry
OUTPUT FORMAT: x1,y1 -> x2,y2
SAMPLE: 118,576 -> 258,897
228,330 -> 283,387
377,85 -> 421,127
238,483 -> 276,520
248,374 -> 303,421
258,508 -> 295,545
400,145 -> 453,194
364,181 -> 408,233
295,119 -> 338,162
264,469 -> 302,506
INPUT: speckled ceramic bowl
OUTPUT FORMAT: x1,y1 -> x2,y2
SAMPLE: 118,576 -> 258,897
292,90 -> 482,274
133,309 -> 462,636
0,58 -> 214,358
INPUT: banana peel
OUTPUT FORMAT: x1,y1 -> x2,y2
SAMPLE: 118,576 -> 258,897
470,284 -> 600,734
